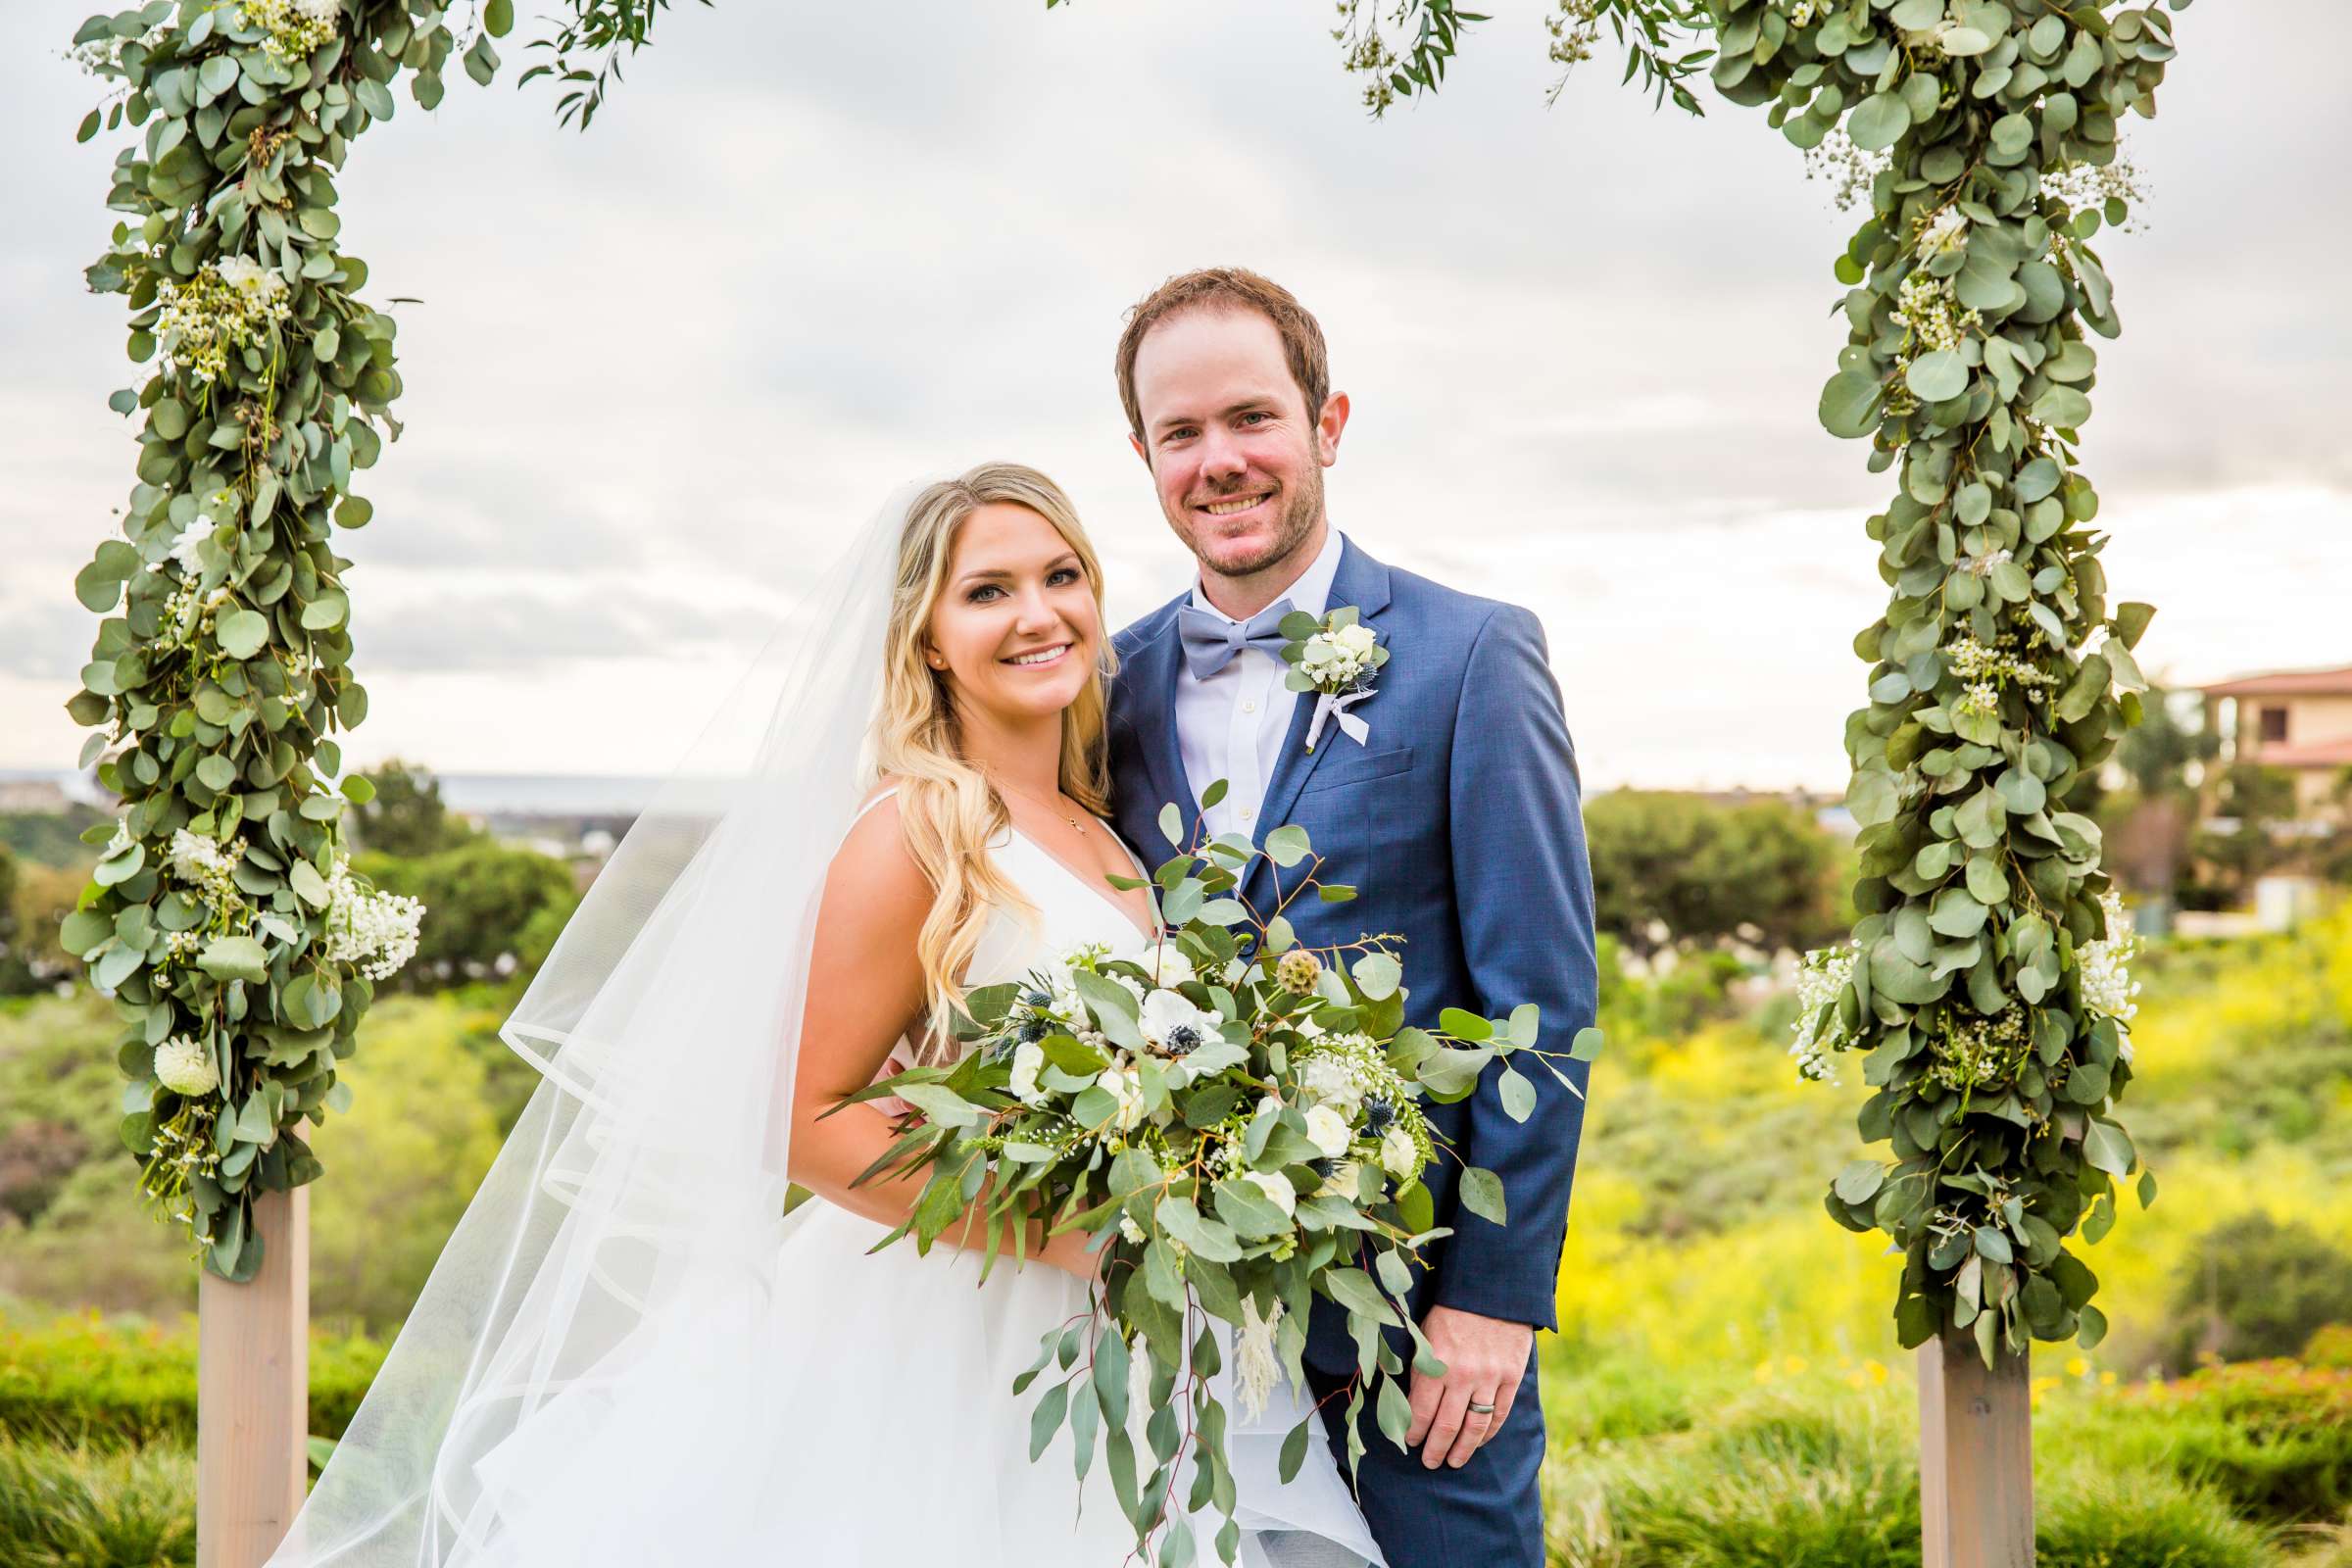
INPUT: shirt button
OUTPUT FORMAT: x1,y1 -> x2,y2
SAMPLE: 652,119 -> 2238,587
1240,806 -> 1256,823
1242,699 -> 1258,714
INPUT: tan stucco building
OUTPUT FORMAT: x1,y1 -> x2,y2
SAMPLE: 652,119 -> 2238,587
2200,663 -> 2352,818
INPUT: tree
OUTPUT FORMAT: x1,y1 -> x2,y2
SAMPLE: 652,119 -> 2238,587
1585,791 -> 1844,956
352,838 -> 578,993
348,757 -> 477,858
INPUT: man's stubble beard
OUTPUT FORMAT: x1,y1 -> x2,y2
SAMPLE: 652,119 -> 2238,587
1193,461 -> 1326,584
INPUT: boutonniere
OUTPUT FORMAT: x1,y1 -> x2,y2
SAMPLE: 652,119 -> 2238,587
1278,606 -> 1387,752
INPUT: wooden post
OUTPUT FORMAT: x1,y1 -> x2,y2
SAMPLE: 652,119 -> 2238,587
198,1184 -> 309,1568
1919,1328 -> 2034,1568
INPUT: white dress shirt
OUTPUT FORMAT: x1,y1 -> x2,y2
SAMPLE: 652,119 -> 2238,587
1175,526 -> 1347,842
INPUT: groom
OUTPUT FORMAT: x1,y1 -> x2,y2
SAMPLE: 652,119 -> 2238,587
1104,269 -> 1598,1566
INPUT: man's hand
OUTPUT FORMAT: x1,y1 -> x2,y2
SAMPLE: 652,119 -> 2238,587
1404,1304 -> 1533,1468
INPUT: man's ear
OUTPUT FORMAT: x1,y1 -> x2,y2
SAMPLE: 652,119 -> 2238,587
1315,391 -> 1351,466
1128,431 -> 1152,469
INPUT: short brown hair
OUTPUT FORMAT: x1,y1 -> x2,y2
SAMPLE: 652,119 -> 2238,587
1114,268 -> 1331,445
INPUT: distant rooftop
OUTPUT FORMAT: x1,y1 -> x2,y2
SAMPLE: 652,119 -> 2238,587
2200,662 -> 2352,699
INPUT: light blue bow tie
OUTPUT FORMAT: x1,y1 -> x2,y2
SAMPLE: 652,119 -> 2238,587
1176,598 -> 1296,680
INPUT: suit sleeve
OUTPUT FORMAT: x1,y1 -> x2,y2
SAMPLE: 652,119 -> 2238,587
1432,604 -> 1598,1332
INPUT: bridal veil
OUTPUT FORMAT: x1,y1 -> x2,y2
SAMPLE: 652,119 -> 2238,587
267,484 -> 920,1566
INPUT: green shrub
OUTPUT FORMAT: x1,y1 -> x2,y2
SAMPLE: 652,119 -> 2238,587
2164,1215 -> 2352,1372
2111,1360 -> 2352,1524
0,1312 -> 383,1446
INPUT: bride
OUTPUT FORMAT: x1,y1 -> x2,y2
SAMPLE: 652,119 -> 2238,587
267,464 -> 1386,1568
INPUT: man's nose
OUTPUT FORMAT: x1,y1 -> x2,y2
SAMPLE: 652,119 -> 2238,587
1197,428 -> 1248,480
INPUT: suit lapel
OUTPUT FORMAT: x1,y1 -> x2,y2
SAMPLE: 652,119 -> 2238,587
1122,616 -> 1200,860
1245,538 -> 1396,902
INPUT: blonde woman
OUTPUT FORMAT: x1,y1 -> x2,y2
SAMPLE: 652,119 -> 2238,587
266,466 -> 1383,1568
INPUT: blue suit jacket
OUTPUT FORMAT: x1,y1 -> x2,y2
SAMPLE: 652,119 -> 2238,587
1107,535 -> 1597,1369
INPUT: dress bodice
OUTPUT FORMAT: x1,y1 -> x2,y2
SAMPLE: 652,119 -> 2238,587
853,792 -> 1155,1093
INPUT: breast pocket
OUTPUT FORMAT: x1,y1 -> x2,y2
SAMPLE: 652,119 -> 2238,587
1294,746 -> 1418,905
1298,745 -> 1415,796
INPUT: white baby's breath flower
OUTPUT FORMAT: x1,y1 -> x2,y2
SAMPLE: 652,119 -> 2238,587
1303,1103 -> 1353,1159
1242,1170 -> 1297,1219
1379,1126 -> 1419,1181
154,1035 -> 220,1097
1119,1213 -> 1146,1245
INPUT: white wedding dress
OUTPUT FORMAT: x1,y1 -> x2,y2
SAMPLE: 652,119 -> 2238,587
447,801 -> 1387,1568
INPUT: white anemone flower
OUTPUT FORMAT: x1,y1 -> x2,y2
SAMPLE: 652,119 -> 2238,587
1139,988 -> 1222,1057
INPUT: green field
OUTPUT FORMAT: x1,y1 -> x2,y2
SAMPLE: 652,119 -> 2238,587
3,906 -> 2349,1564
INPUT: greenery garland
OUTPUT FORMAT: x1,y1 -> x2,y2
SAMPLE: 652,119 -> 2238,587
56,0 -> 569,1282
1327,0 -> 2181,1365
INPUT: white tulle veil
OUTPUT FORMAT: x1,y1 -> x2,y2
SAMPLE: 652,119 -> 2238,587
267,481 -> 929,1567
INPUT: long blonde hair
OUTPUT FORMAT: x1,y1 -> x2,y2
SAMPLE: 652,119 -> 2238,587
874,463 -> 1114,1056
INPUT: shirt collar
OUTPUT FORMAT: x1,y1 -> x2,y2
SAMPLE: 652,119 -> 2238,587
1186,524 -> 1346,625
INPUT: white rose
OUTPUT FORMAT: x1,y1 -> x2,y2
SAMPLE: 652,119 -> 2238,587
1243,1170 -> 1297,1219
154,1036 -> 219,1098
1097,1066 -> 1147,1133
1380,1127 -> 1419,1181
1303,1103 -> 1353,1159
1008,1041 -> 1047,1104
1332,623 -> 1378,658
1145,946 -> 1196,989
1298,1054 -> 1364,1118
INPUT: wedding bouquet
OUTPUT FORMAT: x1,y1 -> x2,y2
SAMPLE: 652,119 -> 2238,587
833,787 -> 1600,1565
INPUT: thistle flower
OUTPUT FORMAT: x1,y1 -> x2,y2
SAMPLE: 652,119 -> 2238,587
1275,949 -> 1322,994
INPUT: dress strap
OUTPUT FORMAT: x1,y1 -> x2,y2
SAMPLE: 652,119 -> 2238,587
849,785 -> 901,826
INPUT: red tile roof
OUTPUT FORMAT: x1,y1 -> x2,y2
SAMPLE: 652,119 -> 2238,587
2202,663 -> 2352,698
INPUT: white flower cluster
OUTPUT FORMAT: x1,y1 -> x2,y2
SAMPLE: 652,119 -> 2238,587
2040,154 -> 2146,233
157,578 -> 237,650
1915,207 -> 1969,262
1945,632 -> 2057,718
1926,1004 -> 2028,1095
2078,889 -> 2140,1029
1784,0 -> 1818,25
166,828 -> 245,908
239,0 -> 342,60
320,856 -> 424,981
148,514 -> 216,580
1788,942 -> 1857,1084
154,1034 -> 220,1097
1545,0 -> 1603,69
66,21 -> 169,76
1802,127 -> 1891,214
1291,1032 -> 1427,1182
154,257 -> 291,386
1891,271 -> 1983,356
1298,621 -> 1379,692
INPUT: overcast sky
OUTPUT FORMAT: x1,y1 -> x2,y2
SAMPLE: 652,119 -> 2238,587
6,1 -> 2345,792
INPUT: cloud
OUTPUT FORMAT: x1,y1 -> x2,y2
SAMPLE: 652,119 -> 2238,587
5,0 -> 2347,783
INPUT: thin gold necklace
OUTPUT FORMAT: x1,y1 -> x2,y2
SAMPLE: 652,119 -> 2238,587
997,776 -> 1088,836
